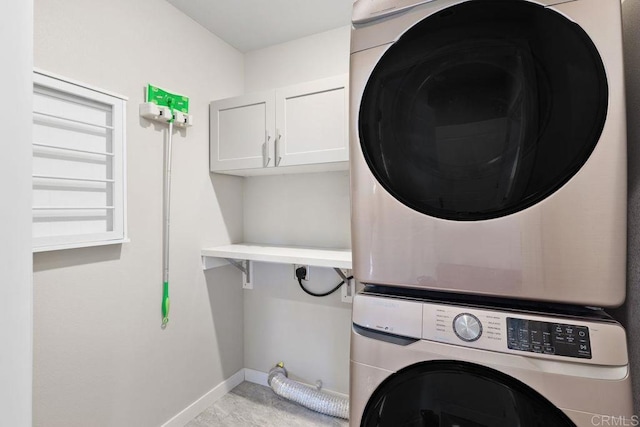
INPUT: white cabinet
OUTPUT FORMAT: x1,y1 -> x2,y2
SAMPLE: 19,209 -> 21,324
210,90 -> 275,171
210,75 -> 348,175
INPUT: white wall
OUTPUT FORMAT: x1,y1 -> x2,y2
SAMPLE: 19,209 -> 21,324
242,26 -> 353,394
0,2 -> 33,426
244,26 -> 350,93
33,1 -> 246,425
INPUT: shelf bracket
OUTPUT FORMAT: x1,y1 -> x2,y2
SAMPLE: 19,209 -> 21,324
227,258 -> 248,275
226,259 -> 252,289
333,267 -> 349,282
334,268 -> 355,304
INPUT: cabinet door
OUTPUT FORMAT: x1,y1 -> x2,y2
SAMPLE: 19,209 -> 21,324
210,91 -> 275,172
275,75 -> 349,168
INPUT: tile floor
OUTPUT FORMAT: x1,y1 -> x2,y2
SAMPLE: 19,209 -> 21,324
186,381 -> 349,427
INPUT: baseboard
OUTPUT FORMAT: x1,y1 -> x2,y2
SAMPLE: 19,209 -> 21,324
244,368 -> 269,387
161,369 -> 245,427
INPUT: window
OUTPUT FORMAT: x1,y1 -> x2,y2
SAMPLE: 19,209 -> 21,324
32,70 -> 127,252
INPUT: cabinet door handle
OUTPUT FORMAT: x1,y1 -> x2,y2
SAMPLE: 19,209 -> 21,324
275,129 -> 282,167
263,131 -> 271,167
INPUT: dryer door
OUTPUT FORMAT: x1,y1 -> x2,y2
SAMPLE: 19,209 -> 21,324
361,360 -> 576,427
358,0 -> 608,221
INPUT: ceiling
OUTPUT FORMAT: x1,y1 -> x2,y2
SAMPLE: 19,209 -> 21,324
166,0 -> 353,53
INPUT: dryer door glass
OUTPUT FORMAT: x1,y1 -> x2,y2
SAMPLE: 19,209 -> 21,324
361,360 -> 577,427
359,0 -> 608,221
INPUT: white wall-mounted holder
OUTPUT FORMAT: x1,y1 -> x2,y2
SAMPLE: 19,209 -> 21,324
32,70 -> 129,252
201,243 -> 354,303
172,110 -> 194,128
139,102 -> 193,127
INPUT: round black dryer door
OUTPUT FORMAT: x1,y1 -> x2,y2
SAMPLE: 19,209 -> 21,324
359,0 -> 608,221
361,360 -> 577,427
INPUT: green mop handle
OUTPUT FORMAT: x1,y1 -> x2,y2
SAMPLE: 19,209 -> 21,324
162,280 -> 170,326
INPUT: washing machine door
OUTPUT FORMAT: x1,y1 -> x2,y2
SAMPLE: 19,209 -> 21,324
358,0 -> 608,221
361,360 -> 576,427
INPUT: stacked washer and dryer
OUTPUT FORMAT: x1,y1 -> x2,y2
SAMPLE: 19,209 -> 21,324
348,0 -> 635,426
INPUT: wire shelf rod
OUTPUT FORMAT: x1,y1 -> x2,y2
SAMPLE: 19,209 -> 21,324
33,206 -> 115,210
32,174 -> 114,183
33,142 -> 114,157
33,111 -> 114,130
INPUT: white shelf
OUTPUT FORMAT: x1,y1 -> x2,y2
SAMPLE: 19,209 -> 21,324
201,243 -> 352,269
201,243 -> 355,302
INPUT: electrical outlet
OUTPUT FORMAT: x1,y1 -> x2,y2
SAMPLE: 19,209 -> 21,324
294,264 -> 310,281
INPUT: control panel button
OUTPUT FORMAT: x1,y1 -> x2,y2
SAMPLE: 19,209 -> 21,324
453,313 -> 482,342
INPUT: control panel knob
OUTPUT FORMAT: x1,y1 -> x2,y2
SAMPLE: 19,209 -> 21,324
453,313 -> 482,342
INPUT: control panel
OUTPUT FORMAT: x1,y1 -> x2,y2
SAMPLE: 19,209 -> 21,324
352,293 -> 629,366
423,303 -> 593,360
507,318 -> 591,359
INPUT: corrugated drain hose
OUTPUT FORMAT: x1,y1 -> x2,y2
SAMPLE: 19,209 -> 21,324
268,363 -> 349,420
